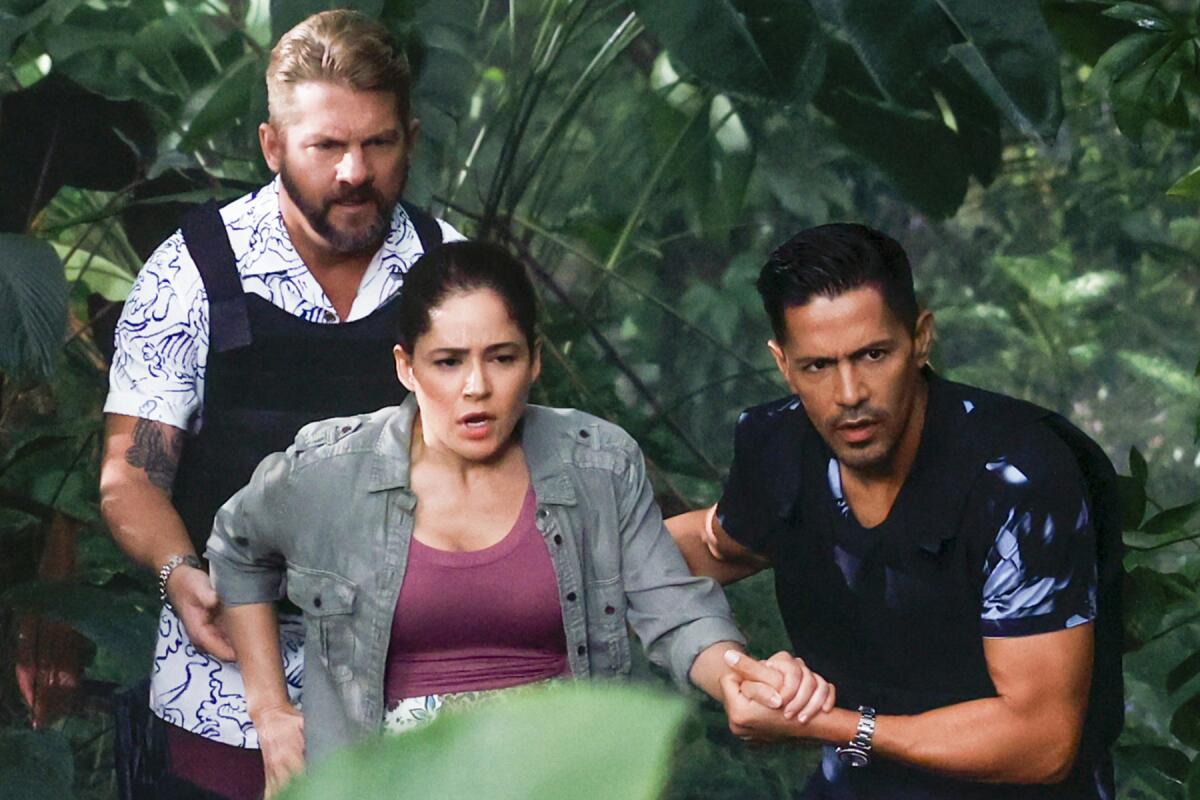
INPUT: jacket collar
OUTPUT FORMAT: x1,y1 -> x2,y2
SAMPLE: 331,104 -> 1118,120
366,397 -> 577,506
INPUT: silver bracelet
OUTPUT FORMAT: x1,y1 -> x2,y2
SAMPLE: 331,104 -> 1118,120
158,554 -> 202,610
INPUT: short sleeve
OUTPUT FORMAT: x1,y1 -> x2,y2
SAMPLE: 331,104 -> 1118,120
972,426 -> 1099,637
103,232 -> 208,429
715,400 -> 805,557
437,218 -> 467,243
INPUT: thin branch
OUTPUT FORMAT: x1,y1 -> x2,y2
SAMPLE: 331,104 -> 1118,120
482,6 -> 579,232
503,232 -> 723,479
437,198 -> 776,389
589,99 -> 707,302
505,12 -> 643,212
25,110 -> 63,232
650,368 -> 779,423
66,220 -> 113,298
49,431 -> 97,509
62,299 -> 120,353
51,182 -> 141,268
540,336 -> 690,507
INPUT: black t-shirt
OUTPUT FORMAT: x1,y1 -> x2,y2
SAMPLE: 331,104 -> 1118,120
718,400 -> 1098,638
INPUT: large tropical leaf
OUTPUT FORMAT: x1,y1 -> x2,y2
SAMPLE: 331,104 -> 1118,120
808,0 -> 1062,140
279,683 -> 688,800
928,58 -> 1004,185
818,87 -> 969,218
935,0 -> 1064,140
0,73 -> 154,231
0,234 -> 67,378
1167,163 -> 1200,200
1043,0 -> 1135,64
630,0 -> 826,105
1172,691 -> 1200,750
1123,567 -> 1199,651
0,729 -> 74,800
270,0 -> 386,44
179,52 -> 263,150
808,0 -> 953,105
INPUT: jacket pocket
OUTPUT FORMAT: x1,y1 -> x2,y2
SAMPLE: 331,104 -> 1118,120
585,576 -> 629,676
286,565 -> 357,683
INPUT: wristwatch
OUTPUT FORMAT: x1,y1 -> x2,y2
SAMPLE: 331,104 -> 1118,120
158,554 -> 203,610
835,705 -> 877,767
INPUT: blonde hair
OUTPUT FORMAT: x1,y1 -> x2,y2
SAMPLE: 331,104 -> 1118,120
266,10 -> 412,125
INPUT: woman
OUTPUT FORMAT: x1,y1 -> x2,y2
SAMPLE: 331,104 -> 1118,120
207,242 -> 832,796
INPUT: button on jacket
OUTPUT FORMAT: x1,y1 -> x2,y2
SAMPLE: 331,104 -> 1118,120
207,395 -> 745,763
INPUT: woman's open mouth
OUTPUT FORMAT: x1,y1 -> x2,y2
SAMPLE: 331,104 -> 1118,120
458,412 -> 495,439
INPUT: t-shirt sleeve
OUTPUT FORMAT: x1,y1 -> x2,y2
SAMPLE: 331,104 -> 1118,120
715,404 -> 800,557
103,232 -> 208,430
972,426 -> 1099,637
437,218 -> 468,243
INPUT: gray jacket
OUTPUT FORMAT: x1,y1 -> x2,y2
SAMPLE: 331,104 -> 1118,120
207,396 -> 744,762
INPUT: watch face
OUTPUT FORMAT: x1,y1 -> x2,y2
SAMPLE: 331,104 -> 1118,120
837,747 -> 869,768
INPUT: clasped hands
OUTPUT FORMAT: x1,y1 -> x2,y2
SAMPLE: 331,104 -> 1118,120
720,649 -> 836,743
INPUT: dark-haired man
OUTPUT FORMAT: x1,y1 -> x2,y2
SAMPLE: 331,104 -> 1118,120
99,10 -> 461,798
667,223 -> 1123,798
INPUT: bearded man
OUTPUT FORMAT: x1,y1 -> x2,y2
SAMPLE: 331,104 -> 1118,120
99,11 -> 461,798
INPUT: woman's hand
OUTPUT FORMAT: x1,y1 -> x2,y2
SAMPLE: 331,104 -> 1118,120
723,650 -> 836,722
762,651 -> 836,722
253,702 -> 305,798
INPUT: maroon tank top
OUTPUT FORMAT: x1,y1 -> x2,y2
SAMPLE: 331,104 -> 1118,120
383,488 -> 570,701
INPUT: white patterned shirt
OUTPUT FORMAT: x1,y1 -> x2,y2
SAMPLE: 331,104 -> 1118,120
105,178 -> 462,747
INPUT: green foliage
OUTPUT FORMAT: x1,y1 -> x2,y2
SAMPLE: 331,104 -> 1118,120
629,1 -> 826,104
0,728 -> 74,800
0,234 -> 67,378
279,684 -> 688,800
1,0 -> 1198,797
2,581 -> 157,679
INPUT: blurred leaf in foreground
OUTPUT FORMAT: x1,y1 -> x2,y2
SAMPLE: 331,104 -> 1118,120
279,683 -> 689,800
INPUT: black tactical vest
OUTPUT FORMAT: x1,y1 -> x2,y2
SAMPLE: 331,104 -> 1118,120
771,375 -> 1123,798
170,200 -> 442,554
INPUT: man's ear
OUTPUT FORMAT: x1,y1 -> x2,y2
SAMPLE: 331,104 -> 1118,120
405,116 -> 421,149
259,121 -> 283,173
767,338 -> 788,381
913,310 -> 935,367
393,344 -> 417,392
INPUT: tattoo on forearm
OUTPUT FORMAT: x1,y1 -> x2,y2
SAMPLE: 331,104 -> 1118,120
126,418 -> 183,492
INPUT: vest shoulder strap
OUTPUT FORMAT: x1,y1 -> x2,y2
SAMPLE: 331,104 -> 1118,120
181,200 -> 252,353
399,201 -> 443,253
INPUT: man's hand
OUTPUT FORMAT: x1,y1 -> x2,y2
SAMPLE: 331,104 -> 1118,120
253,703 -> 305,799
724,650 -> 835,722
166,565 -> 236,661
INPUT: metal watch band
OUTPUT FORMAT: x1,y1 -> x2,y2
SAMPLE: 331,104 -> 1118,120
835,705 -> 877,768
158,554 -> 202,609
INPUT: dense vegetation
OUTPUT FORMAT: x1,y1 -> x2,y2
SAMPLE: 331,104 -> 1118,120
1,1 -> 1199,797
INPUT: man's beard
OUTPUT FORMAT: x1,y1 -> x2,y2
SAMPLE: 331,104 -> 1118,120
279,162 -> 397,255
